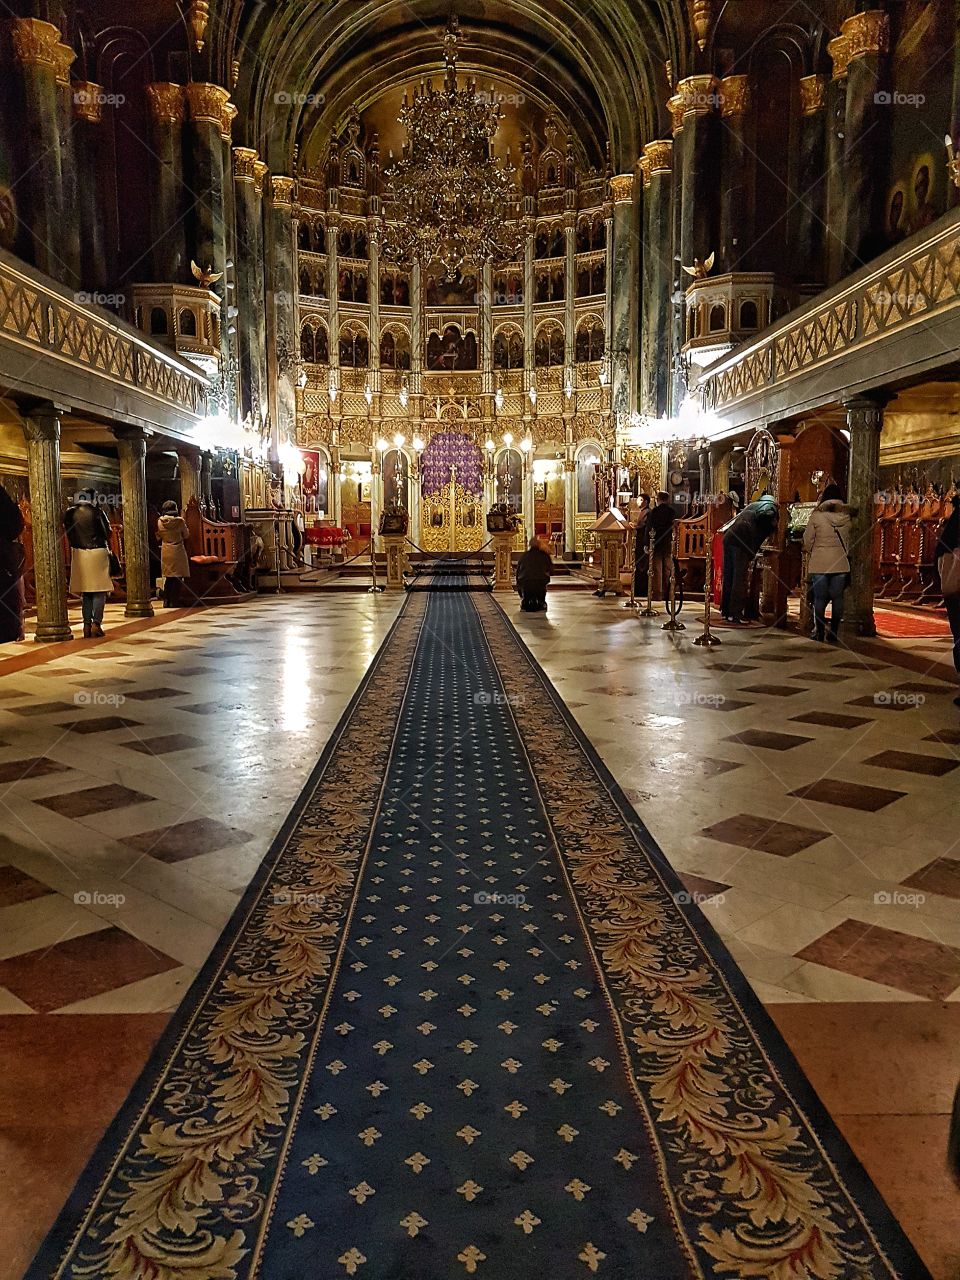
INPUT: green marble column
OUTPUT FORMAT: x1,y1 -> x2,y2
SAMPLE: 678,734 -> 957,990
796,75 -> 828,289
843,395 -> 884,639
718,76 -> 751,271
830,12 -> 891,276
266,176 -> 298,446
185,84 -> 232,402
639,140 -> 673,420
609,172 -> 637,421
145,84 -> 186,282
73,82 -> 109,290
53,41 -> 81,289
233,147 -> 268,427
113,427 -> 155,618
9,19 -> 66,281
22,405 -> 71,642
671,77 -> 720,276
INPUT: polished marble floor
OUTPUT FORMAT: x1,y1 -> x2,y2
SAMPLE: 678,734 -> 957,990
0,591 -> 958,1279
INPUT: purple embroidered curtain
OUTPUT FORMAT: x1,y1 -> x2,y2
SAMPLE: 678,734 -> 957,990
420,432 -> 484,497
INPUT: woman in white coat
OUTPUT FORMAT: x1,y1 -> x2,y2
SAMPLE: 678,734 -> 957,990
803,483 -> 853,643
157,501 -> 191,607
64,492 -> 115,638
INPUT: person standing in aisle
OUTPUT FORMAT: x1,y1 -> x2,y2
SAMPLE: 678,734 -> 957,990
64,491 -> 114,638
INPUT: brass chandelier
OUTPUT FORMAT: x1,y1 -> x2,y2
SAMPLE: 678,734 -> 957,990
382,17 -> 523,280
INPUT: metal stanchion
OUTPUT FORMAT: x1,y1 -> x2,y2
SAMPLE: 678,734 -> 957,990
638,524 -> 659,617
662,527 -> 686,631
622,527 -> 639,611
693,528 -> 721,647
367,539 -> 385,593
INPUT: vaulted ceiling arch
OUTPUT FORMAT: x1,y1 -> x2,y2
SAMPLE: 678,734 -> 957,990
208,0 -> 691,173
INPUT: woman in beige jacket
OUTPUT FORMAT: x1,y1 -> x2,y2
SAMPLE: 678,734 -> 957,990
157,501 -> 190,607
803,483 -> 853,643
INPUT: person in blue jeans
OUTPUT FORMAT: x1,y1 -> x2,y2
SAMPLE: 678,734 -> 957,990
803,483 -> 853,643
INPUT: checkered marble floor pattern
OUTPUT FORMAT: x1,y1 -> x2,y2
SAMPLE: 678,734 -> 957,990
0,596 -> 403,1015
1,590 -> 959,1015
511,594 -> 960,1005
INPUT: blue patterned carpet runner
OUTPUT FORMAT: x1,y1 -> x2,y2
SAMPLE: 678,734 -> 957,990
30,595 -> 930,1280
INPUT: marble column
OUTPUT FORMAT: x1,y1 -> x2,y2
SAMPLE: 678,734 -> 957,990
53,41 -> 81,289
829,12 -> 891,277
9,19 -> 66,281
823,55 -> 849,286
796,75 -> 828,288
670,77 -> 720,276
145,84 -> 186,283
185,84 -> 231,390
266,176 -> 298,446
113,428 -> 155,618
843,395 -> 884,638
718,75 -> 751,272
609,173 -> 637,422
639,140 -> 674,420
22,405 -> 71,642
73,83 -> 109,291
177,447 -> 201,511
233,147 -> 268,426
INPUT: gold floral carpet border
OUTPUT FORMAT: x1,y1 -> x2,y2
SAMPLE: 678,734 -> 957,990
472,594 -> 929,1280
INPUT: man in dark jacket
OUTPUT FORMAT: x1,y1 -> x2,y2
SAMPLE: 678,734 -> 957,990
516,535 -> 553,611
647,492 -> 676,601
720,495 -> 779,624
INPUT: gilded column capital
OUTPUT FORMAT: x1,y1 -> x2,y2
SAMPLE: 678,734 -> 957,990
843,10 -> 889,61
22,405 -> 61,444
676,75 -> 721,116
233,145 -> 260,182
642,138 -> 673,177
799,74 -> 827,115
53,42 -> 75,88
827,34 -> 852,80
719,75 -> 750,118
609,173 -> 635,204
9,18 -> 61,69
184,81 -> 231,127
254,160 -> 269,195
73,82 -> 104,123
220,102 -> 238,142
667,94 -> 685,136
146,82 -> 184,125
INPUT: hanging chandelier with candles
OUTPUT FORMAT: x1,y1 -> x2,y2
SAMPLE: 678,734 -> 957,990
381,16 -> 523,280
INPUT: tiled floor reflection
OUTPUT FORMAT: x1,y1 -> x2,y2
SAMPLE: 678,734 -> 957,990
1,591 -> 958,1279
